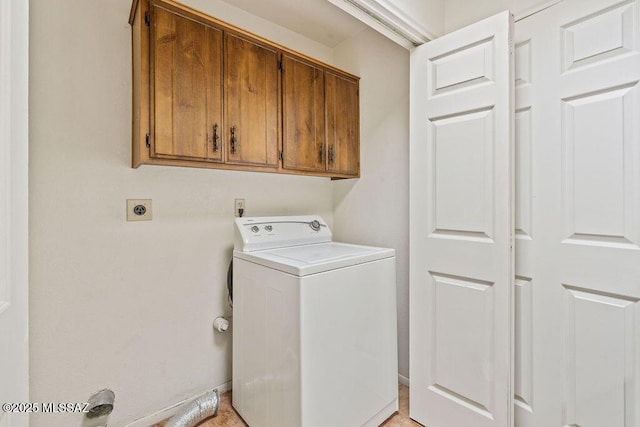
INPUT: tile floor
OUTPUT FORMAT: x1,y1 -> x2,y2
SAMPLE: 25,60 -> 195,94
154,384 -> 421,427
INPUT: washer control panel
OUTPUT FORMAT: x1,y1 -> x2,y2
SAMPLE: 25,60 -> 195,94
234,215 -> 331,252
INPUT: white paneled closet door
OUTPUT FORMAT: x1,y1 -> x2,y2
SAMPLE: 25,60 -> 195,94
409,11 -> 515,427
514,0 -> 640,425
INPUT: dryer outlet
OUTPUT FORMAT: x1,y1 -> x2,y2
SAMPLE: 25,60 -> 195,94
127,199 -> 152,221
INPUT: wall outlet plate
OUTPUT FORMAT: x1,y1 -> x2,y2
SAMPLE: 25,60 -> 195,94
234,198 -> 245,217
127,199 -> 152,221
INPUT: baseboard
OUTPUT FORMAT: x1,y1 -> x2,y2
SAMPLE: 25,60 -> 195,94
398,374 -> 409,387
363,398 -> 398,427
124,381 -> 231,427
125,375 -> 405,426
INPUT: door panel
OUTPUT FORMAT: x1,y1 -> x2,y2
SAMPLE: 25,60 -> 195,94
563,286 -> 636,426
514,276 -> 533,414
562,85 -> 638,245
431,273 -> 496,418
431,108 -> 495,239
410,11 -> 514,427
225,33 -> 279,167
514,0 -> 640,425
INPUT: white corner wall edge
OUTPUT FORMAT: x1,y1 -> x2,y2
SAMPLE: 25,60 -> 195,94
123,381 -> 232,427
0,0 -> 29,426
326,0 -> 440,49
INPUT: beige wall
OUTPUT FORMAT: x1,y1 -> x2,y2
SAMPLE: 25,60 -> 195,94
444,0 -> 561,32
332,28 -> 411,380
445,0 -> 507,32
28,1 -> 334,426
395,0 -> 445,36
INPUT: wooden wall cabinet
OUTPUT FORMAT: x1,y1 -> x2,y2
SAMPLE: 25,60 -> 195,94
130,0 -> 360,178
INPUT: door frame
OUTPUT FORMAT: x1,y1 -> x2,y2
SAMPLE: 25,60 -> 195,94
0,0 -> 29,425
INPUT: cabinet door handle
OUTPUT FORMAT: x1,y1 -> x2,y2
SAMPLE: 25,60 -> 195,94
213,123 -> 219,152
319,144 -> 324,163
329,145 -> 335,165
230,126 -> 237,154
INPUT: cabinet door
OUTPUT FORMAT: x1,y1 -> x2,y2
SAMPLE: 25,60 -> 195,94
325,72 -> 359,176
282,55 -> 325,172
151,4 -> 223,161
224,34 -> 279,167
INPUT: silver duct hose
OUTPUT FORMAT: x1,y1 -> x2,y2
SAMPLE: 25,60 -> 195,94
164,389 -> 220,427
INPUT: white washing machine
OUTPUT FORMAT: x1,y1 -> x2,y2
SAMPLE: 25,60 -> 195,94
232,215 -> 398,427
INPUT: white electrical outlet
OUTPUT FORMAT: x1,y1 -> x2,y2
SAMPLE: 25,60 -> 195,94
127,199 -> 152,221
234,199 -> 245,217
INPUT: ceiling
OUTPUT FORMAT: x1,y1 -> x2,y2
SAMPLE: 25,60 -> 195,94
219,0 -> 367,47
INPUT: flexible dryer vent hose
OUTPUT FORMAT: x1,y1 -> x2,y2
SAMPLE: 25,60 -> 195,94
164,389 -> 220,427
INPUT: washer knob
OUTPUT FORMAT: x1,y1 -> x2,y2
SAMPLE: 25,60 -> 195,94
251,225 -> 259,233
265,225 -> 273,232
310,220 -> 321,231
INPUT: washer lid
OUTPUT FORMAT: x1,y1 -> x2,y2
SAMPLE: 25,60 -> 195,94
233,241 -> 395,276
